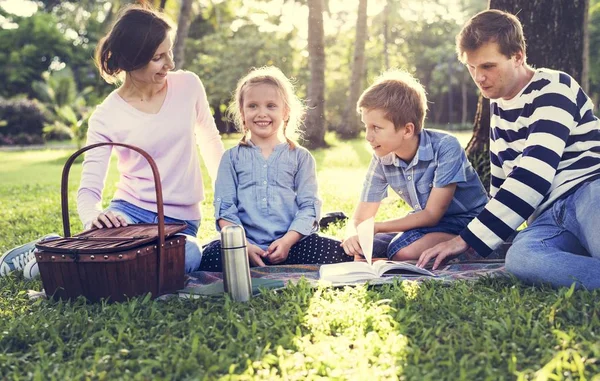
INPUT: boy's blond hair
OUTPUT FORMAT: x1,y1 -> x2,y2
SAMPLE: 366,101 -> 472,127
228,66 -> 305,148
456,9 -> 526,63
357,69 -> 428,134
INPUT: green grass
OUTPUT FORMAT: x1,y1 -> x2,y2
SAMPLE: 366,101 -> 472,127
1,132 -> 599,380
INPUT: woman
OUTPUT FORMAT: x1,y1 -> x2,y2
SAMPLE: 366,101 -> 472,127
0,5 -> 224,278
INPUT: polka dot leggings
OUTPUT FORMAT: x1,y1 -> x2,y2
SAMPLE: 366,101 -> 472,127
198,233 -> 353,271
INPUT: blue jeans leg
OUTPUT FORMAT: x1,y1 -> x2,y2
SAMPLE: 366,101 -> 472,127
505,180 -> 600,289
105,200 -> 203,273
183,235 -> 202,273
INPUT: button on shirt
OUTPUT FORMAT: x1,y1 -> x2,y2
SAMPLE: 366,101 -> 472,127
214,142 -> 321,250
361,129 -> 488,218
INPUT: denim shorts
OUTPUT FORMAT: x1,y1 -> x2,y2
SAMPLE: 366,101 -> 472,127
373,214 -> 473,259
105,199 -> 200,237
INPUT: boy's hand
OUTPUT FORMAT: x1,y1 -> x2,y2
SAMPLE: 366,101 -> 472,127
340,234 -> 363,256
264,237 -> 292,264
247,243 -> 267,267
417,236 -> 468,270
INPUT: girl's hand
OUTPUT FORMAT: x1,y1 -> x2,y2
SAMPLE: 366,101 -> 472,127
92,211 -> 128,229
264,238 -> 292,264
247,243 -> 267,267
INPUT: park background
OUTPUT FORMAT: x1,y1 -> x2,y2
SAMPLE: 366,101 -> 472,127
1,0 -> 600,379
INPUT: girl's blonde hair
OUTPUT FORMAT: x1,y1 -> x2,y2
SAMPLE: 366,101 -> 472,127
228,66 -> 305,148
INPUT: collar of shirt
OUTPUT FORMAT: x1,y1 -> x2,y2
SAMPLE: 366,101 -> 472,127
378,130 -> 434,170
247,140 -> 290,152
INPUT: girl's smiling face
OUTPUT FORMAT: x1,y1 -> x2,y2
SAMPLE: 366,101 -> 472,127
242,83 -> 289,145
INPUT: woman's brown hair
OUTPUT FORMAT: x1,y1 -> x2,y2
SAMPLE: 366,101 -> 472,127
95,5 -> 173,84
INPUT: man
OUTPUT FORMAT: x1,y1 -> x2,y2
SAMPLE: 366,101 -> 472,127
417,9 -> 600,289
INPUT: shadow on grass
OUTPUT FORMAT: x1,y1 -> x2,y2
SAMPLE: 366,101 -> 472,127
372,276 -> 600,380
2,273 -> 600,379
0,277 -> 410,379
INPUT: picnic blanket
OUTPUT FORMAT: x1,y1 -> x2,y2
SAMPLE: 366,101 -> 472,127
179,259 -> 507,297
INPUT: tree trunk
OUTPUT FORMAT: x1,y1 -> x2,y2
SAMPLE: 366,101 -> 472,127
303,0 -> 327,149
159,0 -> 167,11
489,0 -> 588,85
173,0 -> 193,70
339,0 -> 368,139
383,1 -> 390,70
461,69 -> 468,125
467,0 -> 589,191
213,104 -> 227,134
465,95 -> 491,190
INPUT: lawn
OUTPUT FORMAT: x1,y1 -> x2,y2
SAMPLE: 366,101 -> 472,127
0,131 -> 598,380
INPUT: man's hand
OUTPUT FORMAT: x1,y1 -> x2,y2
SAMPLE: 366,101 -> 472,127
264,237 -> 293,264
417,236 -> 469,270
340,234 -> 363,257
247,243 -> 267,267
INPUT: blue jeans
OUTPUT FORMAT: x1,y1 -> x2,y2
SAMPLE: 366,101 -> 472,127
106,200 -> 202,273
373,214 -> 473,259
506,179 -> 600,289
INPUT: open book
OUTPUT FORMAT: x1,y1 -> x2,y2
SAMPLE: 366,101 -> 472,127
320,259 -> 436,283
320,217 -> 436,283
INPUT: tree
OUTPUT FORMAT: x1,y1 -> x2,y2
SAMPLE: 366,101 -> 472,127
0,12 -> 74,98
184,0 -> 296,134
339,0 -> 368,139
303,0 -> 327,149
466,0 -> 590,190
173,0 -> 194,70
588,0 -> 600,104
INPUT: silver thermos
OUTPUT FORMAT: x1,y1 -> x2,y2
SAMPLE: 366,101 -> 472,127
220,225 -> 252,302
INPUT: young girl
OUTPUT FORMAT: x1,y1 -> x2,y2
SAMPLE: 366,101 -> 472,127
199,67 -> 351,270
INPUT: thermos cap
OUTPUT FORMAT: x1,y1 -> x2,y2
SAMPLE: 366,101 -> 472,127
221,225 -> 247,248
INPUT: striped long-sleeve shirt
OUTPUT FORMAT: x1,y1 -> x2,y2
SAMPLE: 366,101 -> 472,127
460,68 -> 600,256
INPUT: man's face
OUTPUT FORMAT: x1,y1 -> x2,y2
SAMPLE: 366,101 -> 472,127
464,41 -> 524,100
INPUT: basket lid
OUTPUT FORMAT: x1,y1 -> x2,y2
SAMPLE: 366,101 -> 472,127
35,223 -> 187,254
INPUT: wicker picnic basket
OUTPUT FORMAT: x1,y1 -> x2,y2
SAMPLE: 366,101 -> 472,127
35,142 -> 187,302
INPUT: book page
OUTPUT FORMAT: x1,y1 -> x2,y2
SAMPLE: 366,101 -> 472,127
373,260 -> 437,277
356,217 -> 374,265
319,261 -> 378,283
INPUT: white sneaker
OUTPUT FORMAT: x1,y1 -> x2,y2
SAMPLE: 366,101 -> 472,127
23,256 -> 40,279
0,234 -> 61,277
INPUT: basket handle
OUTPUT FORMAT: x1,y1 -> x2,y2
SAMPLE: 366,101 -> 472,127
61,143 -> 167,254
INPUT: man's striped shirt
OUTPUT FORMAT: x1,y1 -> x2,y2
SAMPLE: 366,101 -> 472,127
460,68 -> 600,256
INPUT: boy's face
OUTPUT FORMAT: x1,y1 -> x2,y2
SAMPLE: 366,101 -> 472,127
361,108 -> 408,158
464,41 -> 525,100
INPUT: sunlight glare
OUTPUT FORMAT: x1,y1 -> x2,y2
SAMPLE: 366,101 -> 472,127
0,0 -> 37,17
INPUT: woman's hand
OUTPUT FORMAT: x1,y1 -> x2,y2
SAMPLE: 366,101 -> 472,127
92,211 -> 128,229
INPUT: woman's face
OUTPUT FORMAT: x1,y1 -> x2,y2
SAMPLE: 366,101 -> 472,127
129,35 -> 174,85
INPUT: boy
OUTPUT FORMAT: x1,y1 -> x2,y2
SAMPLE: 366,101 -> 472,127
341,70 -> 489,261
418,10 -> 600,289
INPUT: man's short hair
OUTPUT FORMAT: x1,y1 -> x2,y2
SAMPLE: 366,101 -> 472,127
357,69 -> 427,133
456,9 -> 526,63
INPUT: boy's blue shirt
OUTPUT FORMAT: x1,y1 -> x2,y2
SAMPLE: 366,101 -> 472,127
214,141 -> 321,250
361,129 -> 488,218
